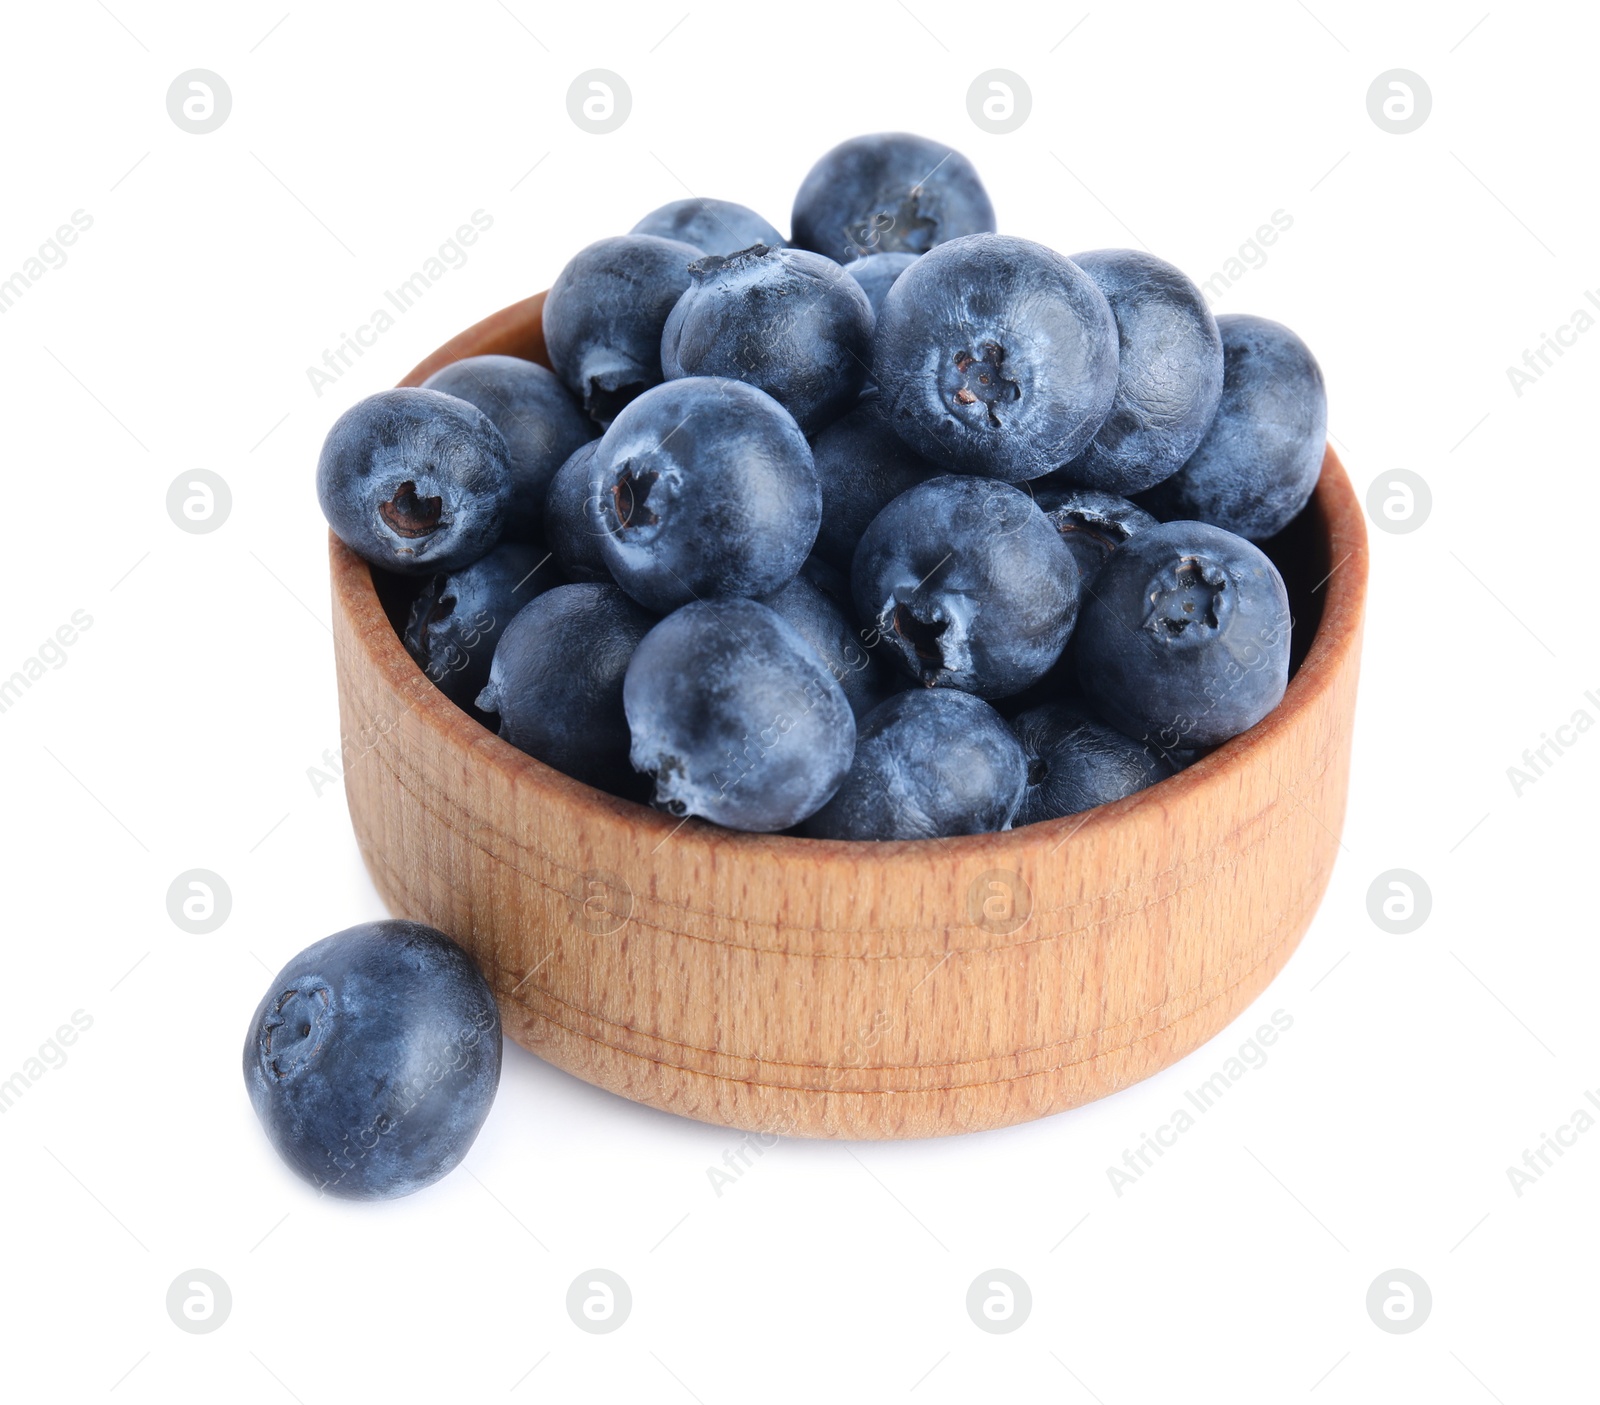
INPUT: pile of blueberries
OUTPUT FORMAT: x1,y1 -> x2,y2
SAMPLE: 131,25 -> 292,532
319,132 -> 1327,840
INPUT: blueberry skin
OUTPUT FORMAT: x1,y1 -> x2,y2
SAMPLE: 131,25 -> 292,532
844,251 -> 918,317
317,388 -> 512,574
762,572 -> 891,721
542,234 -> 702,427
805,689 -> 1026,840
422,355 -> 594,542
809,394 -> 939,569
853,474 -> 1080,699
661,245 -> 873,434
403,542 -> 560,711
1137,314 -> 1327,540
1010,701 -> 1177,826
542,441 -> 611,583
590,378 -> 820,614
630,198 -> 786,255
874,235 -> 1119,483
623,598 -> 856,831
791,132 -> 995,263
1074,520 -> 1291,750
1055,250 -> 1224,496
1030,484 -> 1158,586
476,583 -> 655,797
242,921 -> 501,1200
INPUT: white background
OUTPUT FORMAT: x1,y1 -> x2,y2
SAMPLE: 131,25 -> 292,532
2,1 -> 1595,1400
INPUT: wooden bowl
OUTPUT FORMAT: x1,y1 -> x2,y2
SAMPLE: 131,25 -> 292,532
329,291 -> 1367,1140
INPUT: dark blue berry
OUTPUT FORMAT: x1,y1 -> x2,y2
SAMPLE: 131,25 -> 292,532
805,689 -> 1026,840
403,542 -> 560,711
542,441 -> 611,583
661,244 -> 873,433
630,198 -> 786,255
852,474 -> 1080,698
1137,314 -> 1327,540
1010,701 -> 1177,825
1074,520 -> 1291,749
242,921 -> 501,1200
791,132 -> 995,263
1060,249 -> 1224,495
873,234 -> 1119,482
422,355 -> 594,543
590,378 -> 820,613
809,394 -> 939,569
318,388 -> 512,575
762,572 -> 891,720
476,583 -> 655,796
623,598 -> 855,831
844,251 -> 918,317
542,234 -> 701,427
1030,484 -> 1158,586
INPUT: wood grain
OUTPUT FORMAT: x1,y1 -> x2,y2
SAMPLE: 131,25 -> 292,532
327,292 -> 1367,1139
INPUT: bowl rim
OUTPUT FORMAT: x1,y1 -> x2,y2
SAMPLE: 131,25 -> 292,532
328,292 -> 1368,868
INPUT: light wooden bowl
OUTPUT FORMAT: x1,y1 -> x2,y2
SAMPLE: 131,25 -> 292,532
329,291 -> 1367,1140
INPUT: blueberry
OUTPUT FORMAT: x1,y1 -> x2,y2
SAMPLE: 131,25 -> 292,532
1059,249 -> 1224,495
1136,314 -> 1327,540
762,572 -> 891,720
1010,701 -> 1177,825
242,921 -> 501,1200
542,234 -> 701,427
623,598 -> 855,831
804,689 -> 1026,840
317,388 -> 511,574
1030,484 -> 1158,585
809,394 -> 939,569
791,132 -> 995,263
852,474 -> 1080,698
630,198 -> 786,255
422,355 -> 594,542
476,583 -> 655,796
661,244 -> 873,434
590,377 -> 820,613
403,542 -> 560,711
542,441 -> 611,583
873,234 -> 1119,482
844,251 -> 918,317
1074,520 -> 1291,750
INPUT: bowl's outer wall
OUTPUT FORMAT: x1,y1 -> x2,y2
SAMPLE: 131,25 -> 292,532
328,291 -> 1367,1139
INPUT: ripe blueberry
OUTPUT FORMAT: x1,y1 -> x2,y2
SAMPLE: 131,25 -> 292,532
630,198 -> 786,255
242,921 -> 501,1200
1060,249 -> 1224,495
762,572 -> 892,720
1074,520 -> 1292,750
1137,314 -> 1327,540
661,244 -> 874,434
873,234 -> 1119,482
477,583 -> 656,796
844,251 -> 918,317
590,377 -> 820,613
805,689 -> 1027,840
1010,701 -> 1178,825
403,542 -> 560,712
317,387 -> 512,574
542,234 -> 701,427
1030,484 -> 1158,586
852,474 -> 1080,698
542,441 -> 611,583
791,132 -> 995,263
422,354 -> 594,543
623,598 -> 856,831
809,394 -> 939,569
